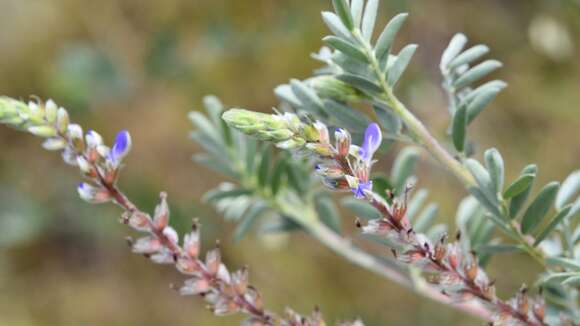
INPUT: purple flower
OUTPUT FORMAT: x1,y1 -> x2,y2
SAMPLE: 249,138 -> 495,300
108,130 -> 132,165
353,180 -> 372,199
358,123 -> 382,162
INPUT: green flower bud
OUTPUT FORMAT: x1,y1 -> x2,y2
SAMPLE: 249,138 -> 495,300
223,109 -> 286,133
302,124 -> 320,142
276,137 -> 306,150
28,125 -> 58,138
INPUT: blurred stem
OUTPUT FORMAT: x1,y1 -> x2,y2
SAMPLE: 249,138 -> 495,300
276,200 -> 494,323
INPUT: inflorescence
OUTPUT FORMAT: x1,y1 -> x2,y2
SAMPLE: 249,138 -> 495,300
223,108 -> 550,326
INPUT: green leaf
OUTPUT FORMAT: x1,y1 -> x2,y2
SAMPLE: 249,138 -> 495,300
321,11 -> 352,40
448,45 -> 489,69
534,204 -> 573,246
475,244 -> 522,254
484,148 -> 504,195
350,0 -> 364,28
202,95 -> 224,126
562,275 -> 580,286
373,104 -> 402,134
233,202 -> 269,242
190,131 -> 227,160
332,0 -> 354,30
414,203 -> 438,232
341,197 -> 381,220
504,174 -> 535,199
387,44 -> 418,87
521,181 -> 560,234
290,79 -> 326,116
555,170 -> 580,210
546,257 -> 580,271
324,100 -> 371,131
245,137 -> 258,174
261,216 -> 303,234
466,87 -> 501,124
189,111 -> 223,146
316,194 -> 341,233
465,159 -> 496,204
193,154 -> 238,179
323,36 -> 368,63
203,187 -> 253,203
440,33 -> 467,69
375,13 -> 409,64
468,187 -> 502,218
541,272 -> 579,284
336,74 -> 382,95
286,161 -> 307,194
390,147 -> 419,192
371,175 -> 392,201
270,158 -> 287,196
461,80 -> 507,105
451,106 -> 467,152
258,146 -> 271,188
223,196 -> 252,221
274,84 -> 302,107
361,0 -> 379,42
407,189 -> 428,220
453,60 -> 502,90
509,164 -> 538,219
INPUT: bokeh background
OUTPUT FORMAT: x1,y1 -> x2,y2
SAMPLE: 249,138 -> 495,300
0,0 -> 579,325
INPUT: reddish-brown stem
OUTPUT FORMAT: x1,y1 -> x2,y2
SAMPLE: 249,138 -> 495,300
87,157 -> 274,324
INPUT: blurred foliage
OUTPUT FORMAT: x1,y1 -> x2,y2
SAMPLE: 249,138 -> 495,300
0,0 -> 579,325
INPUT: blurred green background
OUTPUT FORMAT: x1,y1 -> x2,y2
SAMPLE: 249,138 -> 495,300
0,0 -> 579,325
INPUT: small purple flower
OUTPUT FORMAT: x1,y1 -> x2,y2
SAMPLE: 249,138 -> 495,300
108,130 -> 132,165
353,180 -> 372,199
358,123 -> 382,162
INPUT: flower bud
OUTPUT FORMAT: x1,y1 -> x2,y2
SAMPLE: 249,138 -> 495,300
44,99 -> 58,123
260,129 -> 294,141
183,229 -> 200,258
205,248 -> 221,276
126,211 -> 150,231
76,156 -> 96,177
315,164 -> 344,178
306,143 -> 333,157
314,121 -> 330,143
232,267 -> 249,295
85,130 -> 103,148
28,125 -> 57,138
67,124 -> 85,151
153,192 -> 170,230
532,297 -> 545,321
335,128 -> 351,157
276,138 -> 305,150
56,108 -> 69,134
107,130 -> 131,166
162,226 -> 179,245
179,277 -> 211,296
132,236 -> 162,254
42,138 -> 67,151
77,182 -> 110,204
